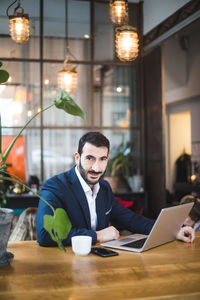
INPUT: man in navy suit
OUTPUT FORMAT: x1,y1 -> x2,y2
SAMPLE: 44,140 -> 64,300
36,132 -> 195,246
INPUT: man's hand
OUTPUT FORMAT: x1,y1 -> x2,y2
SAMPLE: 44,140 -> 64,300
96,226 -> 120,243
176,226 -> 195,243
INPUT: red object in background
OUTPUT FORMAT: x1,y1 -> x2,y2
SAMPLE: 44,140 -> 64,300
115,196 -> 144,215
115,196 -> 134,208
2,136 -> 26,183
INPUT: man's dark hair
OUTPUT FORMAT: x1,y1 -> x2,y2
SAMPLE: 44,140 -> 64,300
78,131 -> 110,155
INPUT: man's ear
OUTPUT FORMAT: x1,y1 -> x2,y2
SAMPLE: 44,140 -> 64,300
74,152 -> 80,165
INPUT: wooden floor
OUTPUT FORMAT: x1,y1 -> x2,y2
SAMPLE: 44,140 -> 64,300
0,233 -> 200,300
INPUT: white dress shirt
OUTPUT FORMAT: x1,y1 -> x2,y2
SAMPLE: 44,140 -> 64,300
75,166 -> 99,230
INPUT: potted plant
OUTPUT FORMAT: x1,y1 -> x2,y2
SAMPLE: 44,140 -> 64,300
105,140 -> 142,192
0,61 -> 86,266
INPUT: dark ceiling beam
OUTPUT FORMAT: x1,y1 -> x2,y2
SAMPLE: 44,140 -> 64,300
143,0 -> 200,53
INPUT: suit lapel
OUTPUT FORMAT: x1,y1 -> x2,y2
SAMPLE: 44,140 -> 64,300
95,186 -> 107,230
68,168 -> 91,229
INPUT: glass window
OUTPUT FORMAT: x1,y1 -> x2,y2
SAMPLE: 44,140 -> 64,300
43,63 -> 91,127
43,37 -> 90,62
43,129 -> 87,180
0,0 -> 139,184
103,129 -> 131,152
43,0 -> 90,61
103,128 -> 141,173
0,62 -> 40,128
94,2 -> 114,61
94,65 -> 138,128
25,129 -> 41,182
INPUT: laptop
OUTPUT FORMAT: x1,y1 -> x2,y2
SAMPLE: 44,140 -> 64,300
101,203 -> 194,253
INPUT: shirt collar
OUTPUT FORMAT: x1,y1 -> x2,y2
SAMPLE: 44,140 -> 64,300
75,165 -> 100,194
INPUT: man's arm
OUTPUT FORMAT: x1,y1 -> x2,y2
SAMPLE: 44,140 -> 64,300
96,226 -> 120,243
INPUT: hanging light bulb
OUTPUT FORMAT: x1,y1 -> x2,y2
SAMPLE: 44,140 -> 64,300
115,25 -> 139,61
57,57 -> 78,94
7,0 -> 30,44
109,0 -> 128,25
57,0 -> 78,94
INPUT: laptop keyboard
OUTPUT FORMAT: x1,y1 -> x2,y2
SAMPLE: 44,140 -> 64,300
122,238 -> 147,249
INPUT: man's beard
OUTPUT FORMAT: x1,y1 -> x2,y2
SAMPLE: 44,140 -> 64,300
78,161 -> 106,186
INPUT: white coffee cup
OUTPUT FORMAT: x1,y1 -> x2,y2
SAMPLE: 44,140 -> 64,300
71,236 -> 92,256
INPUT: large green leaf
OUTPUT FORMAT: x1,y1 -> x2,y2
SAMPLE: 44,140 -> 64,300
54,208 -> 72,239
0,70 -> 9,84
44,214 -> 65,251
0,62 -> 9,84
54,89 -> 86,120
44,208 -> 72,252
43,215 -> 56,242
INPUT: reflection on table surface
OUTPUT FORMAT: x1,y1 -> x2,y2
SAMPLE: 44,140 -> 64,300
0,232 -> 200,300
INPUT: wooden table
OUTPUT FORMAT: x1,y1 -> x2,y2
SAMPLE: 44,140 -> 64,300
1,233 -> 200,300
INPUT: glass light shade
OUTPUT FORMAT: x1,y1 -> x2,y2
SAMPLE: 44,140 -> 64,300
9,14 -> 30,44
109,0 -> 128,25
57,65 -> 78,95
115,25 -> 139,61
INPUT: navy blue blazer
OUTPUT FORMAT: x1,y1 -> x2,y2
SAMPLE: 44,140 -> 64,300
36,166 -> 155,246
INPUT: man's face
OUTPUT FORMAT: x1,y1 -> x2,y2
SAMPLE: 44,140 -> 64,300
74,142 -> 109,187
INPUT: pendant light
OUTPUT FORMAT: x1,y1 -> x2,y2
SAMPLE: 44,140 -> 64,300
7,0 -> 30,44
57,0 -> 78,95
115,25 -> 139,61
57,57 -> 78,94
109,0 -> 128,25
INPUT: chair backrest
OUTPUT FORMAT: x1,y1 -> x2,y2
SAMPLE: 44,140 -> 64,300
9,207 -> 37,242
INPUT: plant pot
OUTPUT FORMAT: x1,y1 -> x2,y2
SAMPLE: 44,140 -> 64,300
0,208 -> 14,267
128,175 -> 143,192
104,176 -> 119,193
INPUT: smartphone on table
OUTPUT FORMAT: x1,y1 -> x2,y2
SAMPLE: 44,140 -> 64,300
91,247 -> 118,257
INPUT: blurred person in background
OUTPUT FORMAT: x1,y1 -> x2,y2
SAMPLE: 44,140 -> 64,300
180,195 -> 200,231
